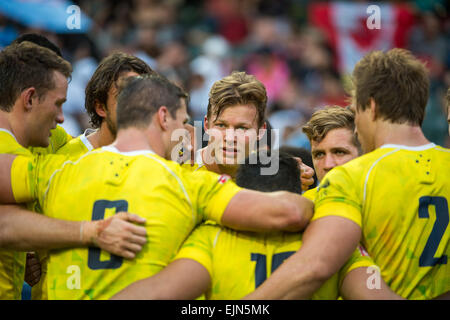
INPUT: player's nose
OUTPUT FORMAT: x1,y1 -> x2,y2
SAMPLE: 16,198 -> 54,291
56,111 -> 64,124
323,154 -> 337,170
224,128 -> 237,142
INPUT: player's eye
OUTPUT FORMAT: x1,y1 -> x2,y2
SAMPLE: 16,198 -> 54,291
335,150 -> 348,156
313,152 -> 324,159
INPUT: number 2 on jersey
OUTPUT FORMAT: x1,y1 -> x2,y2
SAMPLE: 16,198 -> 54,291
87,200 -> 128,270
418,196 -> 449,267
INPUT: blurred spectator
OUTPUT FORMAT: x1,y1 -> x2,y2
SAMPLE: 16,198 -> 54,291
0,0 -> 447,146
189,35 -> 231,120
409,10 -> 449,146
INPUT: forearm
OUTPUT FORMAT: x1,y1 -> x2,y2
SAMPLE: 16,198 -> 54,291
0,204 -> 92,250
111,259 -> 210,300
221,190 -> 313,233
244,250 -> 327,299
245,216 -> 361,300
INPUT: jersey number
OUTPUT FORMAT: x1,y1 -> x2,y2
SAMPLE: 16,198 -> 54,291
418,196 -> 448,267
251,251 -> 295,288
87,200 -> 128,270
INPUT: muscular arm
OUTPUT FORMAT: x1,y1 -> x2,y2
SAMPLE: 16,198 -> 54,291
221,190 -> 314,233
111,259 -> 210,300
0,154 -> 147,258
0,154 -> 15,203
340,267 -> 404,300
0,204 -> 147,259
244,216 -> 361,299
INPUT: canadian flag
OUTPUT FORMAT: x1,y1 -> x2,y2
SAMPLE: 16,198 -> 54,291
309,2 -> 415,74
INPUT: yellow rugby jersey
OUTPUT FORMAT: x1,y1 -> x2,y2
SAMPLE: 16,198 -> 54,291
0,126 -> 71,300
302,187 -> 317,201
31,129 -> 95,300
11,146 -> 242,299
55,129 -> 95,158
314,143 -> 450,299
0,129 -> 32,300
175,223 -> 374,299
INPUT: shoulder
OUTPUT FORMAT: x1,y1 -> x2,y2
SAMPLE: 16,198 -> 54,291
0,129 -> 31,156
302,187 -> 318,201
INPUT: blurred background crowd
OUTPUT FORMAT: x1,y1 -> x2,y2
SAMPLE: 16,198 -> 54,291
0,0 -> 449,148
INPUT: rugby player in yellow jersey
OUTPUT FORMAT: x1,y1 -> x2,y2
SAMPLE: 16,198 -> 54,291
112,152 -> 401,300
57,52 -> 155,157
246,49 -> 450,300
26,52 -> 156,300
301,106 -> 362,201
0,42 -> 147,299
0,74 -> 313,299
183,71 -> 314,189
12,33 -> 74,157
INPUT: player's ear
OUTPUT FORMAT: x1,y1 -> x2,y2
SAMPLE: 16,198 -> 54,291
369,98 -> 377,121
21,87 -> 36,112
203,115 -> 210,134
157,106 -> 169,130
95,100 -> 107,119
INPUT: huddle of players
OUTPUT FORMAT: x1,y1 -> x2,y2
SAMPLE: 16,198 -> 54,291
0,33 -> 448,300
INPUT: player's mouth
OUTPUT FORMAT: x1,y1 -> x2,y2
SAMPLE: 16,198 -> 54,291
222,147 -> 238,157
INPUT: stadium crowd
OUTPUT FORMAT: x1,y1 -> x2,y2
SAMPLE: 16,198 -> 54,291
0,0 -> 449,301
0,0 -> 448,148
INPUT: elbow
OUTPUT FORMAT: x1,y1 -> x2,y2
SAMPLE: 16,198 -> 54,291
278,194 -> 313,232
281,202 -> 304,231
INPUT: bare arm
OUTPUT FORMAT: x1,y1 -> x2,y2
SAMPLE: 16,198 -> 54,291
111,258 -> 210,300
0,204 -> 147,259
221,190 -> 314,233
340,267 -> 404,300
433,291 -> 450,300
244,216 -> 361,299
0,154 -> 15,203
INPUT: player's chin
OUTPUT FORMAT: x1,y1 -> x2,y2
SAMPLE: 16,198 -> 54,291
220,150 -> 240,164
37,139 -> 50,148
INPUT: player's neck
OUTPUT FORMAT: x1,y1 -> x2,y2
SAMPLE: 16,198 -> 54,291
0,109 -> 28,147
217,163 -> 239,178
201,146 -> 219,173
87,123 -> 115,149
374,122 -> 430,149
112,127 -> 164,157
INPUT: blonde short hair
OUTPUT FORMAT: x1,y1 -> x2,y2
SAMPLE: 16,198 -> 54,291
302,106 -> 361,152
207,71 -> 267,128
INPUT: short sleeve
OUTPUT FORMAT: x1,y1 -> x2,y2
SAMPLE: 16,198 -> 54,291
313,167 -> 362,227
11,155 -> 38,203
174,224 -> 220,276
338,245 -> 378,288
11,154 -> 68,205
184,169 -> 243,224
302,187 -> 317,201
